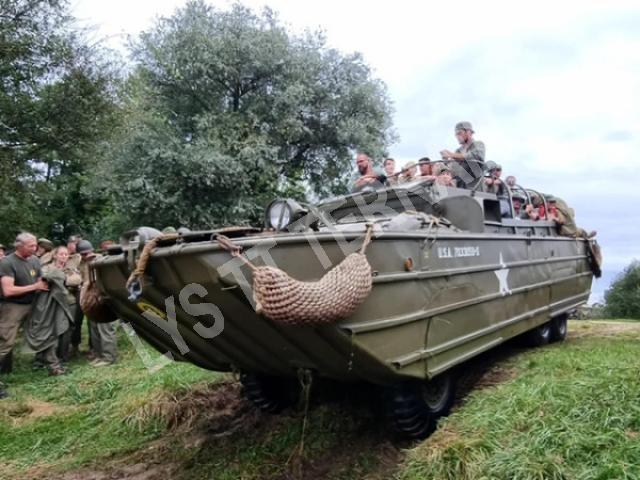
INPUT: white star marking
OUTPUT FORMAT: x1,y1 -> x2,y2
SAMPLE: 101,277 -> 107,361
494,252 -> 511,296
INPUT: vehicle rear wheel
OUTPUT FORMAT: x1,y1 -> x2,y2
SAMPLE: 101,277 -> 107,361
240,373 -> 299,413
387,372 -> 456,439
526,321 -> 552,347
550,314 -> 568,342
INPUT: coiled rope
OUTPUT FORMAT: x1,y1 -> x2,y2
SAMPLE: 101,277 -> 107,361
220,225 -> 375,326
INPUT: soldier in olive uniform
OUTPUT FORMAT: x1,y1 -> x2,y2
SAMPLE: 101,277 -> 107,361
66,235 -> 82,270
440,121 -> 486,188
65,235 -> 84,356
42,246 -> 82,362
547,196 -> 596,239
77,240 -> 118,366
482,161 -> 506,196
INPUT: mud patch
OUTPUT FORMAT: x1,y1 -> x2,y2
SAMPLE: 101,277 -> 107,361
0,399 -> 67,425
51,463 -> 171,480
291,437 -> 402,480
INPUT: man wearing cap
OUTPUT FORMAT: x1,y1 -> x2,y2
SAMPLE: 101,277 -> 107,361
399,161 -> 418,183
440,121 -> 486,188
78,240 -> 118,366
482,161 -> 506,196
0,233 -> 52,398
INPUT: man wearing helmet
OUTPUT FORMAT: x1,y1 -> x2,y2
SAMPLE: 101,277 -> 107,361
440,121 -> 486,188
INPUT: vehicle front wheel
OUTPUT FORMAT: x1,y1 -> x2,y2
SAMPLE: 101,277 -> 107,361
387,372 -> 457,439
550,314 -> 568,342
240,373 -> 299,413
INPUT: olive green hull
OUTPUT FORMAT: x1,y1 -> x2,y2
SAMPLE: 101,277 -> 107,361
94,232 -> 592,386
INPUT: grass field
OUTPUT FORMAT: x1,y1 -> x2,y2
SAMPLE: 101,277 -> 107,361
1,320 -> 639,480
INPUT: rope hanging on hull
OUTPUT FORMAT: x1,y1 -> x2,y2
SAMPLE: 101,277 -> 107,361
222,225 -> 375,326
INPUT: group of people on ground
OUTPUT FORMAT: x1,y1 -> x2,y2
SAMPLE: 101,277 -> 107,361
0,233 -> 118,399
352,121 -> 595,239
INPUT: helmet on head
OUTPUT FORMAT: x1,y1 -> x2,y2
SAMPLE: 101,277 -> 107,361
76,240 -> 94,254
38,238 -> 54,250
455,121 -> 474,133
484,160 -> 499,172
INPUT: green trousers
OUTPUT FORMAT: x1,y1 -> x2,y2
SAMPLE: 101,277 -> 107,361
89,319 -> 118,363
0,302 -> 60,370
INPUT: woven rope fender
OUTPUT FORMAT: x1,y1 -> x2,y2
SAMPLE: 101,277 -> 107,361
251,251 -> 372,326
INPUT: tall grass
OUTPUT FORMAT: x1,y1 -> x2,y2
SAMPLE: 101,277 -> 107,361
399,327 -> 640,480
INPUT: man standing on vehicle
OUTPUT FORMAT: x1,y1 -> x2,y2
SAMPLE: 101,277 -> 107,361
440,121 -> 486,188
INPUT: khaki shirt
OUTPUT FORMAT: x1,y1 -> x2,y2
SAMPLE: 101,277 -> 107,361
66,253 -> 81,271
43,263 -> 82,305
455,140 -> 486,164
455,140 -> 486,184
40,251 -> 54,266
553,197 -> 579,237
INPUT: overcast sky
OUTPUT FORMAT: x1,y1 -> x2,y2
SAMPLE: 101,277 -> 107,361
72,0 -> 640,301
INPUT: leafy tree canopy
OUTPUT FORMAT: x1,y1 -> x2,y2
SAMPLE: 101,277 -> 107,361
104,1 -> 395,230
0,0 -> 120,245
605,260 -> 640,319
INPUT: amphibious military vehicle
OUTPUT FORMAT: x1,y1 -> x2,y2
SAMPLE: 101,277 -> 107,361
92,173 -> 600,438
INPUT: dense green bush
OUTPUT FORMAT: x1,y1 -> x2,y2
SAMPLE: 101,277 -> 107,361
605,260 -> 640,319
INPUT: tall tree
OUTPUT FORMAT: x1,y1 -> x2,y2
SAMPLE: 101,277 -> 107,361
605,261 -> 640,319
104,1 -> 395,230
0,0 -> 119,244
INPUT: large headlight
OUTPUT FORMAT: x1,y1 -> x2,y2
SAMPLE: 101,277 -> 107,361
265,199 -> 307,231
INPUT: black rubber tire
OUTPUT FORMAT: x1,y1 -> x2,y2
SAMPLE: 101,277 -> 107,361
423,372 -> 457,418
550,314 -> 568,343
240,373 -> 299,413
526,321 -> 552,347
387,372 -> 457,440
